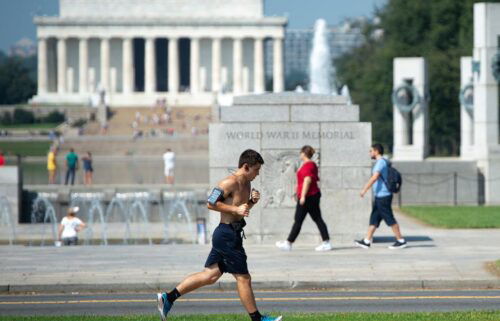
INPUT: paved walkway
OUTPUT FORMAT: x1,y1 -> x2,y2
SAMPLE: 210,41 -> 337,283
1,213 -> 499,293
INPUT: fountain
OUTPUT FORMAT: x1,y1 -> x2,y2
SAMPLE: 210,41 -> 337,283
0,195 -> 16,245
70,192 -> 107,245
310,19 -> 332,94
105,192 -> 152,245
30,192 -> 58,246
160,191 -> 200,244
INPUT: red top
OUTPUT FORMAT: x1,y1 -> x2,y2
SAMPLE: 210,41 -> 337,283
0,155 -> 4,166
296,161 -> 320,199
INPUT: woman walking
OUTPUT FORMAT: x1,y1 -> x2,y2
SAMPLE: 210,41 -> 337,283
82,151 -> 93,185
276,145 -> 332,252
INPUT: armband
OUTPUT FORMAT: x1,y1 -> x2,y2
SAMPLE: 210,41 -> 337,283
208,187 -> 225,206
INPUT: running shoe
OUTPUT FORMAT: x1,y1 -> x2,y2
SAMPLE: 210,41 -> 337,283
262,315 -> 283,321
156,292 -> 173,321
315,241 -> 333,252
388,240 -> 407,249
275,240 -> 292,251
354,239 -> 371,249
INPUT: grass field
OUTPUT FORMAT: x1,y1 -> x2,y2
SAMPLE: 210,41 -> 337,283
401,206 -> 500,228
0,141 -> 51,157
2,312 -> 500,321
486,259 -> 500,277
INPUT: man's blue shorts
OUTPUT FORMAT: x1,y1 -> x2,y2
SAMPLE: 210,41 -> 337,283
205,223 -> 248,275
369,195 -> 397,227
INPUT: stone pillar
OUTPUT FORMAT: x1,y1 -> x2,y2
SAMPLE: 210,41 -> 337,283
145,37 -> 156,93
460,57 -> 474,159
392,57 -> 429,161
190,37 -> 200,94
79,37 -> 89,94
122,37 -> 134,93
100,37 -> 110,91
168,37 -> 179,93
57,37 -> 67,94
253,37 -> 265,93
233,37 -> 243,94
37,37 -> 48,94
473,3 -> 500,204
211,37 -> 222,92
273,37 -> 284,93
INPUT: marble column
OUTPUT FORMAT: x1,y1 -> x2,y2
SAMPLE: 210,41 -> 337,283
78,37 -> 88,94
145,37 -> 156,93
122,37 -> 133,93
233,37 -> 243,94
168,37 -> 179,93
253,37 -> 265,93
273,37 -> 284,92
190,37 -> 200,94
57,37 -> 67,94
100,37 -> 110,91
37,37 -> 48,94
211,37 -> 222,92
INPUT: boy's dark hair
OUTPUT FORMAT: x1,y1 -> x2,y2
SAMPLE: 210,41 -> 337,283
300,145 -> 315,159
371,143 -> 384,155
238,149 -> 264,168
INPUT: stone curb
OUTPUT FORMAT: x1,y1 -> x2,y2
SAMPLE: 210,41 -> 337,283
2,279 -> 500,294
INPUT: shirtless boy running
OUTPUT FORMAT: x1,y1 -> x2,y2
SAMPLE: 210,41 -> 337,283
156,149 -> 282,321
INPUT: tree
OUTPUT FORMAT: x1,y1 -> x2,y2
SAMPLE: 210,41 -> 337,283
335,0 -> 500,156
0,54 -> 36,105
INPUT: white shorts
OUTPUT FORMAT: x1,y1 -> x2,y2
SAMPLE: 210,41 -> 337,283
164,167 -> 174,177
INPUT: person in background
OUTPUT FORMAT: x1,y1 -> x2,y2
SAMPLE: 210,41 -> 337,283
276,145 -> 332,252
0,150 -> 5,167
65,148 -> 79,185
58,206 -> 86,246
355,143 -> 407,250
82,151 -> 94,185
163,148 -> 175,184
47,147 -> 58,184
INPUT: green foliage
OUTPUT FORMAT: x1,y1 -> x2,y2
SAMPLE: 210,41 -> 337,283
42,110 -> 66,123
0,53 -> 36,104
401,206 -> 500,228
0,141 -> 52,157
335,0 -> 500,156
12,108 -> 35,124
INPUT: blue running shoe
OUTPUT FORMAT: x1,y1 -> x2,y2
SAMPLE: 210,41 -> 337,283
262,316 -> 283,321
156,293 -> 173,321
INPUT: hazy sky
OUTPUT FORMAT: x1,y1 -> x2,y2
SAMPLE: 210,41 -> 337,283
0,0 -> 387,52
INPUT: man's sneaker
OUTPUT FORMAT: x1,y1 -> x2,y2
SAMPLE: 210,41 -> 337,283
388,240 -> 407,249
262,315 -> 283,321
156,293 -> 173,321
315,241 -> 333,252
354,239 -> 371,249
275,240 -> 292,251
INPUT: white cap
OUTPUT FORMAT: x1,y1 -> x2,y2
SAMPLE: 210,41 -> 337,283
68,206 -> 80,214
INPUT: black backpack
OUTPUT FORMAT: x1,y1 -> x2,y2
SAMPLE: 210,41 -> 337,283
380,159 -> 402,193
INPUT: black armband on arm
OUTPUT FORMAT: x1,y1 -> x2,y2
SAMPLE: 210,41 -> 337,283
208,187 -> 225,206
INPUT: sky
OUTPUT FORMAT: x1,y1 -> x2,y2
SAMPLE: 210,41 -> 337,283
0,0 -> 387,52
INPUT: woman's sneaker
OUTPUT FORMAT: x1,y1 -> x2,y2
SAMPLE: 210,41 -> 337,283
262,315 -> 283,321
354,239 -> 371,249
388,240 -> 407,249
315,241 -> 333,251
275,240 -> 292,251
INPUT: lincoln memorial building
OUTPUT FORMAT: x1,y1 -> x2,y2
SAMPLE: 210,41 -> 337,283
31,0 -> 287,107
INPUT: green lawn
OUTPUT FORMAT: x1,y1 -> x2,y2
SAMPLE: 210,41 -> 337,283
401,206 -> 500,228
1,312 -> 500,321
0,141 -> 52,157
1,122 -> 61,129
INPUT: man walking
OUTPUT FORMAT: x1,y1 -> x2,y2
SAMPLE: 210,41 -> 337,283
156,149 -> 281,321
355,143 -> 407,249
162,148 -> 175,184
64,148 -> 78,185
